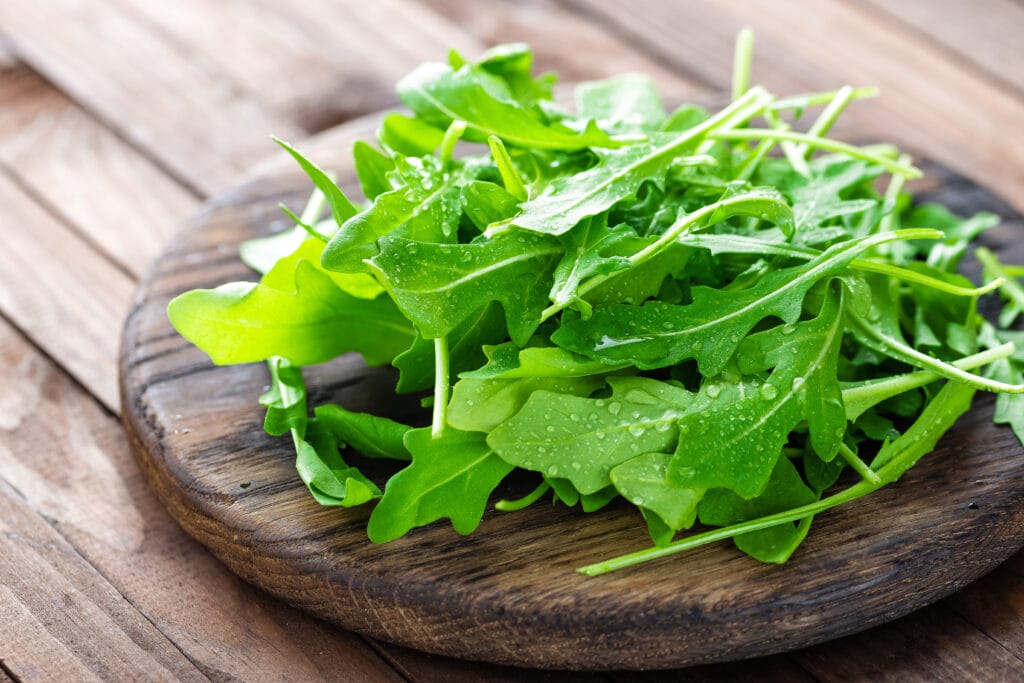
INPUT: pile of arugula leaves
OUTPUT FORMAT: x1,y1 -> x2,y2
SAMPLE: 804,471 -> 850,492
168,32 -> 1024,574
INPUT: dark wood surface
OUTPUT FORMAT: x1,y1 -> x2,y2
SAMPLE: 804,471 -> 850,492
119,138 -> 1024,670
5,1 -> 1024,679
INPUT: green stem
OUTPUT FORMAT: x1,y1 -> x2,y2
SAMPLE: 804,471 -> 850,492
876,154 -> 913,235
837,442 -> 881,485
731,27 -> 755,101
800,85 -> 855,159
769,87 -> 878,112
278,203 -> 327,242
841,342 -> 1016,420
431,336 -> 450,439
495,481 -> 551,511
488,135 -> 528,201
851,259 -> 1003,297
707,129 -> 921,178
439,120 -> 467,164
849,312 -> 1024,393
976,247 -> 1024,311
735,137 -> 777,181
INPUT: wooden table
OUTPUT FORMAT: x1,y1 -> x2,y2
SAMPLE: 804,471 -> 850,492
2,1 -> 1024,680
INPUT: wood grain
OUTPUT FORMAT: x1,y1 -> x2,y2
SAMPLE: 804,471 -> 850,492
120,140 -> 1024,669
0,172 -> 134,411
0,0 -> 302,195
0,317 -> 404,683
115,0 -> 480,133
856,0 -> 1024,96
0,483 -> 205,682
0,64 -> 198,276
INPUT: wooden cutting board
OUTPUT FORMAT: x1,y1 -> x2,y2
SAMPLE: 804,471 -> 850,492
119,138 -> 1024,670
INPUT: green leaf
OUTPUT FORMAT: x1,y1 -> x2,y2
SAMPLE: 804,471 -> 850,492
610,452 -> 703,531
488,376 -> 694,494
273,138 -> 358,227
168,258 -> 413,366
460,180 -> 521,231
353,140 -> 395,200
397,61 -> 616,150
393,302 -> 508,394
260,356 -> 307,436
698,456 -> 817,563
507,88 -> 771,236
549,216 -> 636,314
553,232 -> 912,375
314,404 -> 412,461
297,421 -> 381,507
367,428 -> 514,542
367,230 -> 561,345
475,43 -> 554,109
378,113 -> 446,156
448,343 -> 622,432
321,156 -> 467,272
670,285 -> 845,498
575,74 -> 666,134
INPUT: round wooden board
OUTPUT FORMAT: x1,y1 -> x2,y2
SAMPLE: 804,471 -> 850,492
120,140 -> 1024,670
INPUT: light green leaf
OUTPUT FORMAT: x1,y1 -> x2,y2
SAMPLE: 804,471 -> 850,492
367,428 -> 514,542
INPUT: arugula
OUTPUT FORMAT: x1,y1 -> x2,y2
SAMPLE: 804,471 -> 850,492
168,36 -> 1024,574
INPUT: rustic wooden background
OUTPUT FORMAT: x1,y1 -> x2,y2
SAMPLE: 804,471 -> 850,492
2,1 -> 1024,680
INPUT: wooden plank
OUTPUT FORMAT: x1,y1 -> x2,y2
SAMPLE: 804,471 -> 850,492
115,0 -> 480,133
0,1 -> 302,196
0,317 -> 405,682
0,172 -> 133,411
417,0 -> 702,100
856,0 -> 1024,95
0,65 -> 198,276
374,643 -> 605,682
944,551 -> 1024,660
613,654 -> 814,682
792,604 -> 1024,682
0,479 -> 206,682
570,0 -> 1024,213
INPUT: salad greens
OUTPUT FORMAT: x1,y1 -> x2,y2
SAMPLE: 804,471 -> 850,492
168,32 -> 1024,574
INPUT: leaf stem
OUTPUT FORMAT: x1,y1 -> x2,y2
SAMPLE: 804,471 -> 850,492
731,27 -> 755,102
769,87 -> 878,112
488,135 -> 528,201
976,247 -> 1024,313
431,336 -> 450,439
799,85 -> 855,159
439,120 -> 468,164
495,481 -> 551,511
836,442 -> 881,485
849,312 -> 1024,393
841,342 -> 1017,420
707,129 -> 921,178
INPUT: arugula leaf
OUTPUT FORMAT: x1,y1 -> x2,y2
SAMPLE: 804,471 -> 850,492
314,404 -> 412,461
367,230 -> 561,345
488,376 -> 693,494
553,230 -> 926,375
698,456 -> 817,563
168,258 -> 413,367
575,74 -> 667,134
367,427 -> 514,542
398,61 -> 616,150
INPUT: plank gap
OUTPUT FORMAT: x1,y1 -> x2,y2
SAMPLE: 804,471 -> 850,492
0,164 -> 137,284
0,659 -> 22,683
